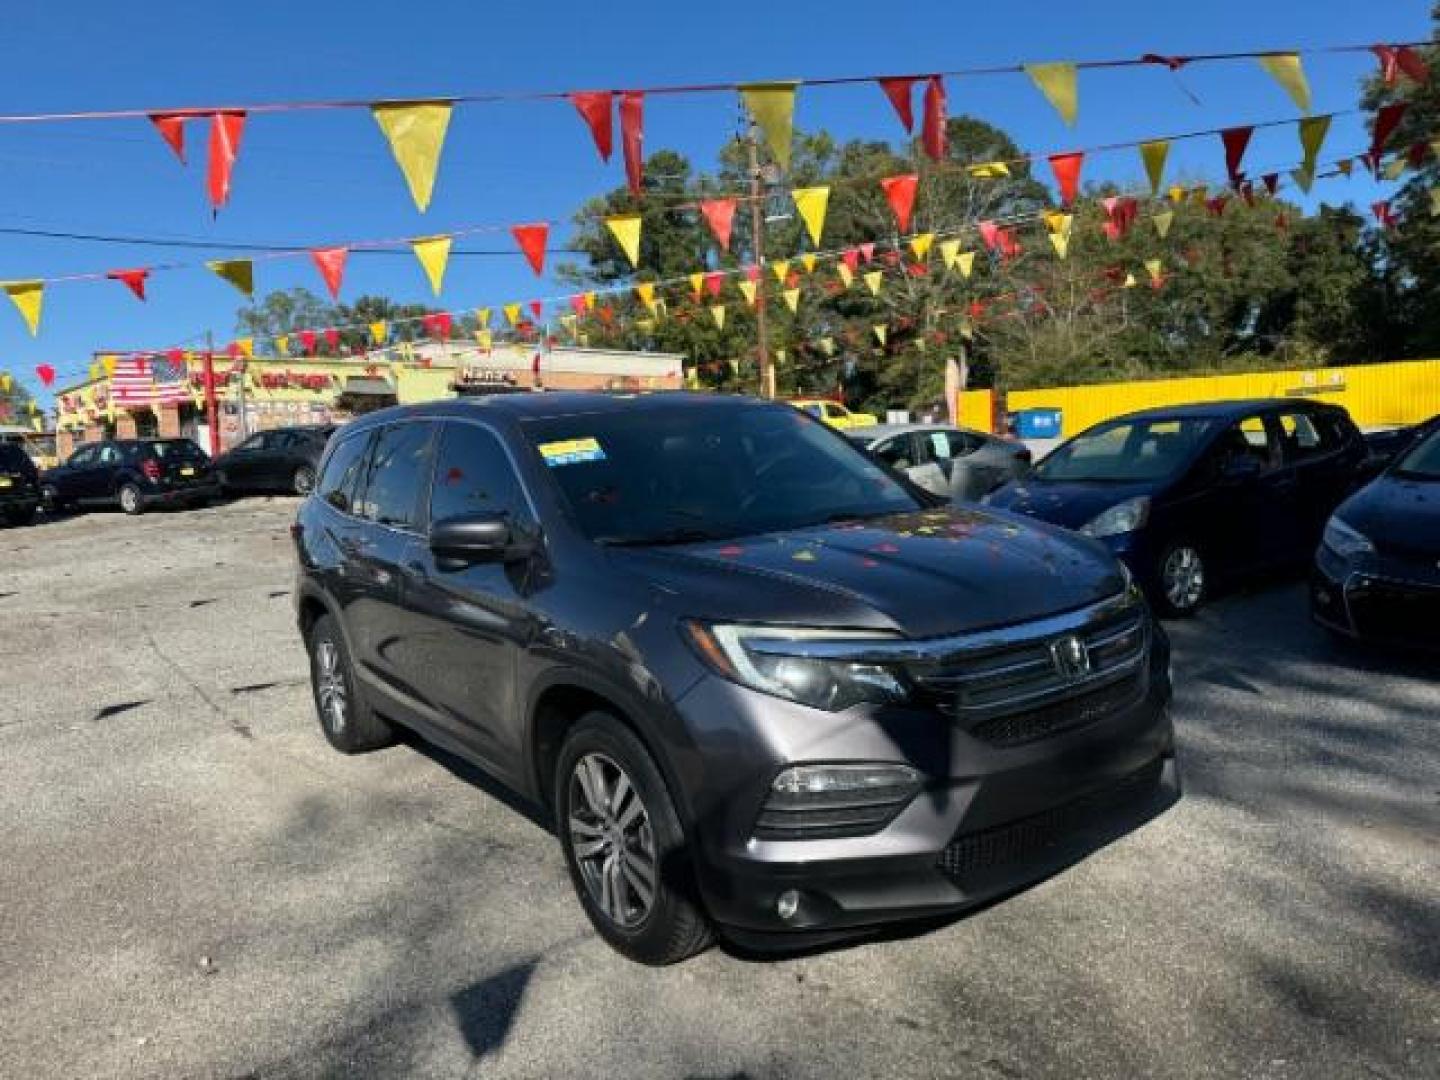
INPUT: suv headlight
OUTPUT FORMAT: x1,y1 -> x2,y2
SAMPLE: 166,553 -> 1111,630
1080,496 -> 1151,538
1322,516 -> 1374,559
684,623 -> 909,711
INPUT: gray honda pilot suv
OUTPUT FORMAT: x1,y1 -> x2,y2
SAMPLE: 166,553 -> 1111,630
293,392 -> 1179,964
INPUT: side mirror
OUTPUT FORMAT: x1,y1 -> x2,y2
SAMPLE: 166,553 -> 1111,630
430,512 -> 529,565
1222,455 -> 1262,481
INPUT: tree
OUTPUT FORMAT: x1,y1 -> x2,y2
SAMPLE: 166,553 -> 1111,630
234,288 -> 454,356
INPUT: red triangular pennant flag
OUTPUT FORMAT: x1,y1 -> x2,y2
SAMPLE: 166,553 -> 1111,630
298,329 -> 317,355
569,91 -> 614,162
841,248 -> 860,273
1048,151 -> 1084,206
149,114 -> 189,164
744,264 -> 761,282
1206,195 -> 1229,217
107,268 -> 150,301
309,247 -> 348,300
979,220 -> 1000,250
1102,221 -> 1121,243
1409,141 -> 1431,168
1372,200 -> 1396,228
878,77 -> 917,132
1221,126 -> 1253,186
1371,102 -> 1407,156
1373,44 -> 1399,84
922,76 -> 947,161
859,242 -> 876,262
1396,46 -> 1430,84
35,363 -> 55,388
324,328 -> 341,351
568,294 -> 587,315
207,111 -> 246,211
704,271 -> 725,299
620,91 -> 644,195
529,300 -> 543,320
511,223 -> 549,276
880,174 -> 918,232
699,199 -> 737,251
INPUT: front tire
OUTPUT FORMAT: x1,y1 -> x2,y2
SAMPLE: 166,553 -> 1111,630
1155,540 -> 1207,618
556,714 -> 712,965
306,614 -> 395,753
118,483 -> 144,515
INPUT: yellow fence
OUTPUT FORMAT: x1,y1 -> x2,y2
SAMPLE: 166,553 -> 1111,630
957,359 -> 1440,437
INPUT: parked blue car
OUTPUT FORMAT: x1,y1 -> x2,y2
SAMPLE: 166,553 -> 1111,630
986,399 -> 1372,616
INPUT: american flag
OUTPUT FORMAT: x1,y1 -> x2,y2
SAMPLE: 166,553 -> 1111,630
111,357 -> 154,405
150,353 -> 191,404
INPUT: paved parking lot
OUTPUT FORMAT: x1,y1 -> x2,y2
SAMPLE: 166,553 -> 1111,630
1,499 -> 1436,1079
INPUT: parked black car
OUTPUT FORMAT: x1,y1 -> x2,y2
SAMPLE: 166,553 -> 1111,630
42,437 -> 219,515
0,441 -> 41,525
293,392 -> 1178,964
1313,415 -> 1440,649
213,425 -> 335,497
986,399 -> 1370,617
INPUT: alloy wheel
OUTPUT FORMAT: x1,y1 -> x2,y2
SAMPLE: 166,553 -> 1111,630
314,638 -> 348,734
294,466 -> 316,496
119,485 -> 140,514
568,752 -> 658,929
1162,545 -> 1205,612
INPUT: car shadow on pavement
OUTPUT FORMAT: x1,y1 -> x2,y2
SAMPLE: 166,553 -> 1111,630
398,728 -> 556,834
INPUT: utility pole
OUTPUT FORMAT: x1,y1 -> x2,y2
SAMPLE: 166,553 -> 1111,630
746,122 -> 776,399
202,330 -> 220,456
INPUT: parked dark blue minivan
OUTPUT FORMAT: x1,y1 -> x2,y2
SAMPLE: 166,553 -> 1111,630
987,400 -> 1371,616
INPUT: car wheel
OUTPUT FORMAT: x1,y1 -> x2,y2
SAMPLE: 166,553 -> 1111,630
556,714 -> 712,965
306,614 -> 395,753
118,483 -> 144,516
1155,541 -> 1207,618
292,465 -> 317,496
41,485 -> 66,514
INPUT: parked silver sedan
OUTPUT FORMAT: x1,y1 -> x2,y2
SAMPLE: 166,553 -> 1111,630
848,423 -> 1032,501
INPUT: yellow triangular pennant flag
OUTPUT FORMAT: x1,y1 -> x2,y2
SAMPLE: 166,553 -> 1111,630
88,363 -> 101,380
1140,140 -> 1170,196
1258,54 -> 1311,113
738,280 -> 757,306
1145,258 -> 1164,285
206,259 -> 253,298
1298,115 -> 1330,173
739,82 -> 798,171
709,304 -> 727,330
770,259 -> 791,284
1049,233 -> 1069,259
369,321 -> 388,345
837,263 -> 854,288
0,372 -> 10,392
504,303 -> 521,327
275,335 -> 290,356
410,235 -> 452,295
1383,156 -> 1407,181
968,162 -> 1011,179
31,416 -> 41,433
102,355 -> 117,375
1124,272 -> 1138,288
1042,211 -> 1073,237
1153,210 -> 1174,239
1024,62 -> 1078,126
1168,185 -> 1187,204
872,324 -> 888,346
635,282 -> 656,307
605,214 -> 643,269
1430,187 -> 1440,217
689,272 -> 704,299
3,281 -> 42,336
792,185 -> 830,246
800,253 -> 817,273
910,232 -> 935,260
584,291 -> 597,311
782,287 -> 800,313
819,337 -> 836,356
476,328 -> 493,349
957,251 -> 976,279
235,337 -> 254,358
372,101 -> 453,213
475,308 -> 491,327
863,270 -> 883,296
939,239 -> 961,269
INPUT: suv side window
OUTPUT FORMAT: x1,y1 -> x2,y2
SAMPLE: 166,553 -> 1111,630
99,445 -> 122,466
357,422 -> 435,528
1212,416 -> 1278,475
429,422 -> 533,528
1277,410 -> 1332,463
68,445 -> 98,467
317,430 -> 374,515
944,430 -> 980,457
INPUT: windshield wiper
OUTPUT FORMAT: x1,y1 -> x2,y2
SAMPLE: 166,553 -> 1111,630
596,527 -> 728,548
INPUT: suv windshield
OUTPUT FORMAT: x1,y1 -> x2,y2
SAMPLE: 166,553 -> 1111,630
1393,424 -> 1440,480
1035,417 -> 1216,483
524,401 -> 922,545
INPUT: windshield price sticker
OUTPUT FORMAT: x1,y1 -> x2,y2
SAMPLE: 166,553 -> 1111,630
539,437 -> 606,467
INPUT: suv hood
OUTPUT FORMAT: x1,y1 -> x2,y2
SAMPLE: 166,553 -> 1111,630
608,506 -> 1125,638
986,478 -> 1157,531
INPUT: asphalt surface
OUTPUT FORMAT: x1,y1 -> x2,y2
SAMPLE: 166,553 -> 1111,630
0,498 -> 1436,1080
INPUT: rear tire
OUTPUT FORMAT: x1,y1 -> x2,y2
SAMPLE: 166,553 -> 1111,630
555,713 -> 712,965
292,465 -> 316,496
118,483 -> 144,516
1154,540 -> 1207,618
306,614 -> 395,753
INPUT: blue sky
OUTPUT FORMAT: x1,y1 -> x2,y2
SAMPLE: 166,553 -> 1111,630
1,0 -> 1431,402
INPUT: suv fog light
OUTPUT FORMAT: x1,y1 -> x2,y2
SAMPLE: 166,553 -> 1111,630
755,763 -> 923,841
776,890 -> 800,920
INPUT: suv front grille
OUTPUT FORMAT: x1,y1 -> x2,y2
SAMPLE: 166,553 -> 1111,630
936,758 -> 1164,880
909,604 -> 1148,746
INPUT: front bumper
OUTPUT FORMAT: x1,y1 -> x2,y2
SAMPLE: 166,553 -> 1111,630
1312,546 -> 1440,649
140,480 -> 220,506
674,631 -> 1178,937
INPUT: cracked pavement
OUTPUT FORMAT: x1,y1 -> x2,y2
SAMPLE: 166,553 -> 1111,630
0,498 -> 1436,1078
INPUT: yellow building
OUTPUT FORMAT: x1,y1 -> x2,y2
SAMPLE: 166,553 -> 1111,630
53,342 -> 684,457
